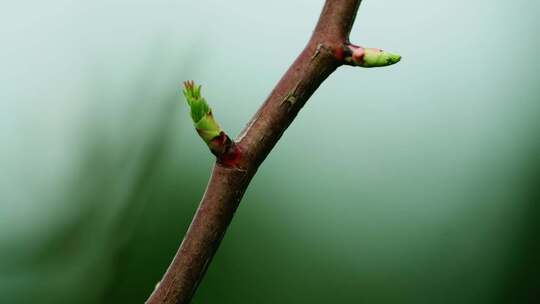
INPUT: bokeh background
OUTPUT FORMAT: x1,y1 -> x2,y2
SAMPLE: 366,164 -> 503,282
2,0 -> 540,303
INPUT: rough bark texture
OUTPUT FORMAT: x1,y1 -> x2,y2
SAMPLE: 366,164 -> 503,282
147,1 -> 363,303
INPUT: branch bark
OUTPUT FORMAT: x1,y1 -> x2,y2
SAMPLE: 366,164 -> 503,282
147,1 -> 398,303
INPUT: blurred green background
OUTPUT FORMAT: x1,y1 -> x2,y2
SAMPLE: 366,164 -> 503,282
2,0 -> 540,303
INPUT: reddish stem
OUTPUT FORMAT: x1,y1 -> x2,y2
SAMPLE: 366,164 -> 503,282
147,1 -> 363,303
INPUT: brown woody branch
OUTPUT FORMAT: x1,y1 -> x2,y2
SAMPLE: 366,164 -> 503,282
147,1 -> 383,303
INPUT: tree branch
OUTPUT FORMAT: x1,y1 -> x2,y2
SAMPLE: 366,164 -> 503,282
146,1 -> 399,303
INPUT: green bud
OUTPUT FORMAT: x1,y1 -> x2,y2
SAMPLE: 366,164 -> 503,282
345,45 -> 401,68
183,81 -> 222,144
362,48 -> 401,67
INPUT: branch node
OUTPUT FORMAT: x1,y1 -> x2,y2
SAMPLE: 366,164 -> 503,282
281,80 -> 301,107
310,43 -> 324,62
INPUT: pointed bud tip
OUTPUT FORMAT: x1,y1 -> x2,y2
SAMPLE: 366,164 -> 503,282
183,80 -> 194,90
183,80 -> 203,99
389,53 -> 402,65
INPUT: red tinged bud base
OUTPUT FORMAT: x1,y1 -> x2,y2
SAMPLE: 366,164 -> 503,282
209,132 -> 243,168
351,46 -> 365,65
337,44 -> 366,66
334,45 -> 345,61
219,144 -> 242,168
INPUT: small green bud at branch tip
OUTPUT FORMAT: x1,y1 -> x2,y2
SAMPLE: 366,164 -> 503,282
182,81 -> 223,144
182,81 -> 238,164
341,44 -> 401,68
